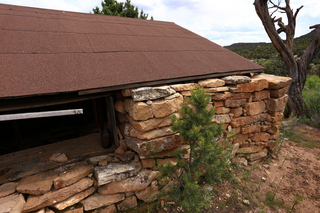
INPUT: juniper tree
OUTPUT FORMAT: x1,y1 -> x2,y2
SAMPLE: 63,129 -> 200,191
157,86 -> 232,212
254,0 -> 320,116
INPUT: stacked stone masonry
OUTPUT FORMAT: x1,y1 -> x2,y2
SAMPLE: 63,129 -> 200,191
0,74 -> 291,212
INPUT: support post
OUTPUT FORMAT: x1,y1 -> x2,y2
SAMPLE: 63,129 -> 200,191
106,96 -> 119,148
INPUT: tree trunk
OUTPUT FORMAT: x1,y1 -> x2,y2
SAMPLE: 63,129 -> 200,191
284,50 -> 308,117
287,65 -> 306,117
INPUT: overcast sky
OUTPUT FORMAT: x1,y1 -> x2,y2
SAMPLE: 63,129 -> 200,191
1,0 -> 319,46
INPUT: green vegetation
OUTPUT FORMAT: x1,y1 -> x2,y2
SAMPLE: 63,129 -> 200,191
302,75 -> 320,127
226,30 -> 320,76
280,117 -> 320,148
93,0 -> 152,19
264,191 -> 284,209
157,87 -> 232,212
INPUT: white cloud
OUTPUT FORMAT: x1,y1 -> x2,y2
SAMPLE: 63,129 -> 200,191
1,0 -> 319,46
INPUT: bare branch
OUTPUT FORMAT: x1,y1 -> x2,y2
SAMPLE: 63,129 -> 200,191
293,5 -> 303,19
276,17 -> 287,34
269,0 -> 286,11
309,24 -> 320,30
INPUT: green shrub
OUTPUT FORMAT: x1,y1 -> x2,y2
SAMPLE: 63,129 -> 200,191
157,87 -> 232,212
302,75 -> 320,127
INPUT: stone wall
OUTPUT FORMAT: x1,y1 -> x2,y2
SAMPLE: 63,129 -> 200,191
117,73 -> 291,166
0,73 -> 291,213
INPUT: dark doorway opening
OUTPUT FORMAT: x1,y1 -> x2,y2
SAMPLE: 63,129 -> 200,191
0,97 -> 111,155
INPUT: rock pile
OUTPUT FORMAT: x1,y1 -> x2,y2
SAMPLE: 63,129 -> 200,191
0,73 -> 291,212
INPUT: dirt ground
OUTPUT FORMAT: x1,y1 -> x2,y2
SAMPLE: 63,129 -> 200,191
209,123 -> 320,213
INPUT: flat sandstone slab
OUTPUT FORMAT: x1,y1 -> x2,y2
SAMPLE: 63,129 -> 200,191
252,73 -> 292,89
94,161 -> 141,186
0,193 -> 26,213
0,182 -> 18,198
22,178 -> 93,212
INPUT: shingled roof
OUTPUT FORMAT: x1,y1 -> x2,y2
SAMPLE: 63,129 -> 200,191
0,4 -> 263,99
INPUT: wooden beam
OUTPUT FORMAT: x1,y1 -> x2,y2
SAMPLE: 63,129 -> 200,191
0,92 -> 110,112
106,96 -> 120,148
0,109 -> 83,121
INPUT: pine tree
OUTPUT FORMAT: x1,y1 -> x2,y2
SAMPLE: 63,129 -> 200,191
92,0 -> 152,20
157,86 -> 232,212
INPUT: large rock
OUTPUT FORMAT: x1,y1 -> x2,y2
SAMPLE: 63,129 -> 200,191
0,182 -> 18,198
241,124 -> 261,134
229,78 -> 268,93
250,133 -> 270,142
124,124 -> 173,140
81,193 -> 125,211
270,86 -> 289,98
225,99 -> 247,107
222,76 -> 251,84
52,187 -> 96,210
212,114 -> 231,124
135,181 -> 159,203
53,163 -> 94,189
212,92 -> 251,101
230,116 -> 258,128
131,86 -> 176,101
231,143 -> 240,156
215,107 -> 231,114
271,112 -> 284,122
141,159 -> 156,169
114,100 -> 126,114
94,161 -> 142,186
267,94 -> 288,113
125,135 -> 183,158
22,178 -> 93,212
230,107 -> 243,117
245,101 -> 266,116
123,99 -> 154,121
143,144 -> 190,159
227,93 -> 252,100
17,169 -> 59,195
205,87 -> 229,93
237,146 -> 264,154
98,170 -> 158,195
254,113 -> 272,122
212,92 -> 232,101
252,90 -> 270,101
150,94 -> 183,118
233,134 -> 249,144
88,154 -> 115,165
93,205 -> 117,213
252,74 -> 292,89
116,196 -> 138,211
198,78 -> 225,88
156,158 -> 177,167
230,116 -> 256,128
0,193 -> 25,213
121,89 -> 132,97
246,149 -> 268,161
170,83 -> 197,91
213,100 -> 225,107
127,114 -> 173,132
231,157 -> 248,166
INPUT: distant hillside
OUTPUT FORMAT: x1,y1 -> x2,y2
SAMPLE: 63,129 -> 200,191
225,30 -> 319,61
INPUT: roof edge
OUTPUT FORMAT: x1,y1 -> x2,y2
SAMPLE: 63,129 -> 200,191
79,69 -> 263,95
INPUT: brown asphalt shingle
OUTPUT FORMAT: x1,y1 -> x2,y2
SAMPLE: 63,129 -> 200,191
0,4 -> 263,98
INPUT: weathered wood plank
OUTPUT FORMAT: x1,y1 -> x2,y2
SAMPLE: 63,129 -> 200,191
0,109 -> 83,121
